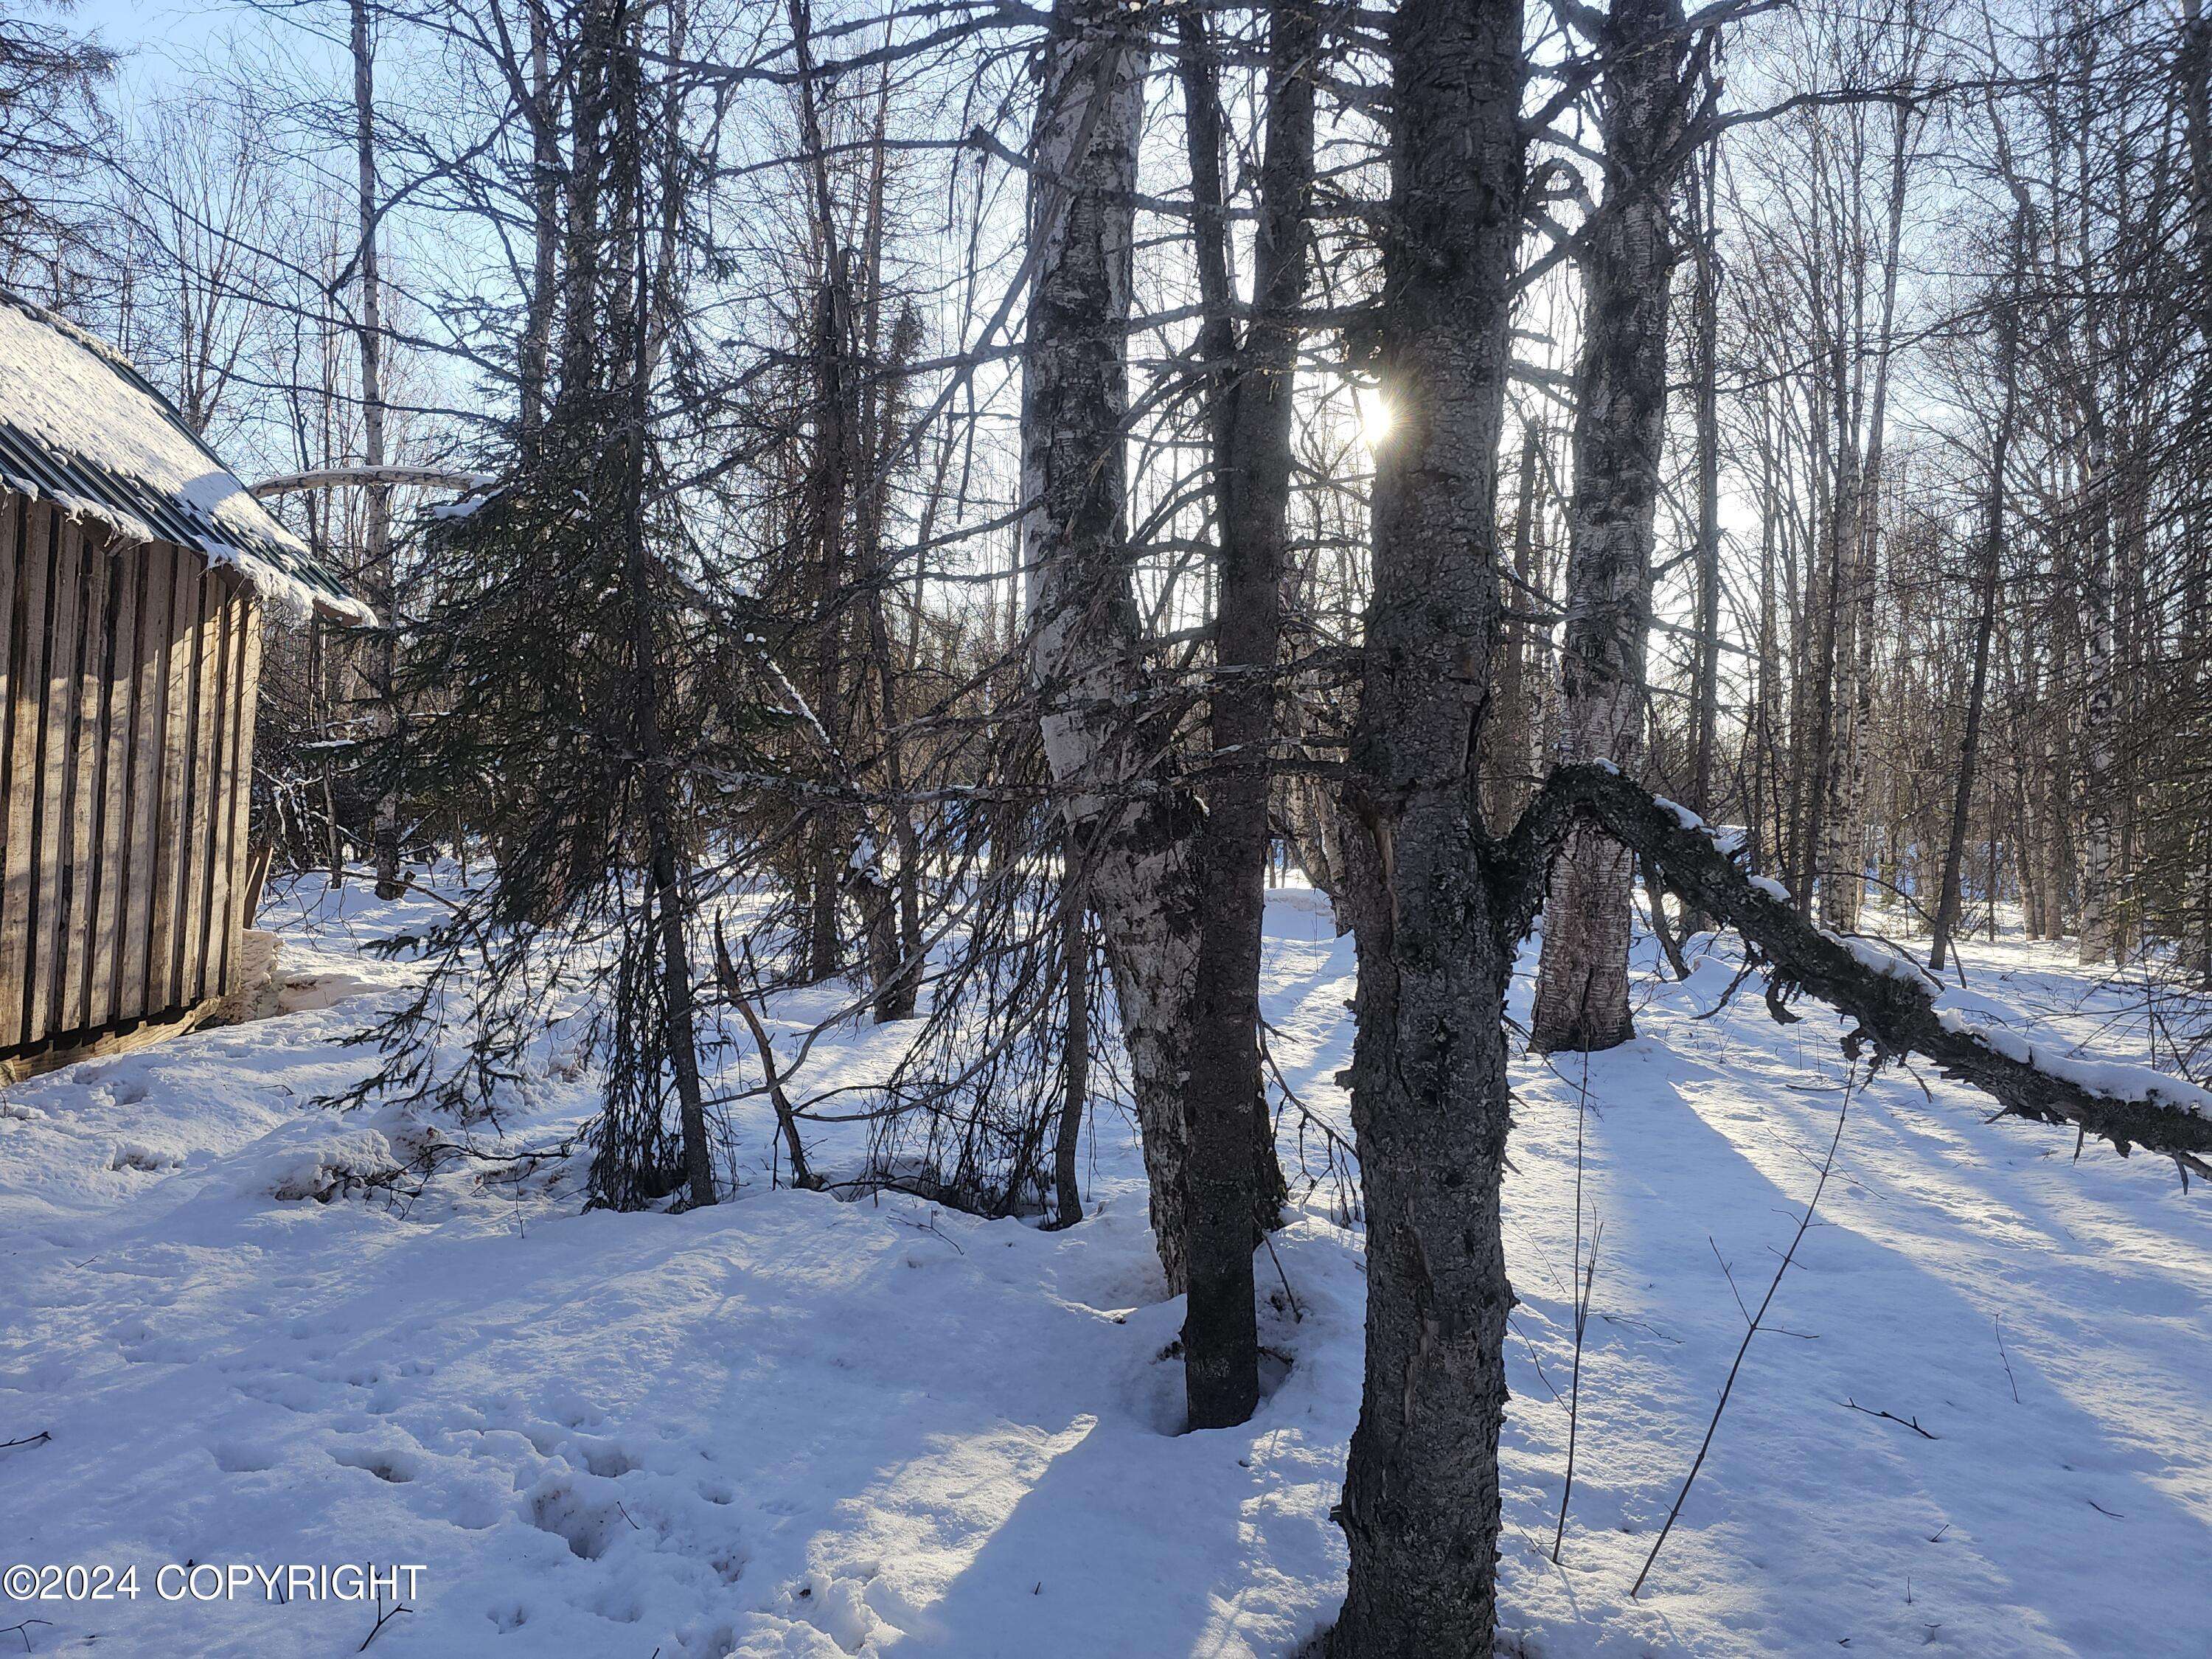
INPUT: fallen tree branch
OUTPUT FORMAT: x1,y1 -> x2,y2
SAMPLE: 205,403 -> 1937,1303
1840,1397 -> 1939,1439
1502,763 -> 2212,1177
252,465 -> 492,498
358,1598 -> 411,1651
712,919 -> 819,1192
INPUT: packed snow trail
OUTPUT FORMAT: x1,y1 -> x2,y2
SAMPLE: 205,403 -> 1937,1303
1,880 -> 2206,1655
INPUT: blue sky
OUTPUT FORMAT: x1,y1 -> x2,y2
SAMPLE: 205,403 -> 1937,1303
77,1 -> 215,51
75,2 -> 352,100
77,1 -> 255,86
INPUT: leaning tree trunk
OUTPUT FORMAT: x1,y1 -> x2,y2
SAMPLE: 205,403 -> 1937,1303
1328,0 -> 1526,1646
1020,0 -> 1207,1293
1529,0 -> 1689,1054
1514,762 -> 2212,1175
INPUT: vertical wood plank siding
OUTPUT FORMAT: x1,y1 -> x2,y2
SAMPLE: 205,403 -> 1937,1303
0,498 -> 263,1057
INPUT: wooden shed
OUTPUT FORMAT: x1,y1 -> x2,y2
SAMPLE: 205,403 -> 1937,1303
0,292 -> 368,1077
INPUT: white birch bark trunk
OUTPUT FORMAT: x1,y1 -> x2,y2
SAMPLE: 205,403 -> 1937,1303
1528,0 -> 1687,1053
1019,0 -> 1203,1291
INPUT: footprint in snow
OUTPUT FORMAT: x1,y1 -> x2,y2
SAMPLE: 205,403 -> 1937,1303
590,1584 -> 645,1624
447,1489 -> 505,1531
527,1479 -> 618,1560
233,1377 -> 325,1414
331,1444 -> 419,1484
543,1388 -> 608,1430
577,1440 -> 641,1479
108,1141 -> 178,1173
211,1440 -> 278,1474
488,1602 -> 530,1633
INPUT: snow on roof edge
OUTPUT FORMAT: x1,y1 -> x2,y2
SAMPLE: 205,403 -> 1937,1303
0,293 -> 373,627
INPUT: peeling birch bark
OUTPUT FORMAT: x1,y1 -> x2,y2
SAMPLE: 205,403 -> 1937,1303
1529,0 -> 1689,1055
1019,0 -> 1204,1291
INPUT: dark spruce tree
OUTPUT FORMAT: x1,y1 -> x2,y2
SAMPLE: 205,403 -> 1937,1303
341,0 -> 780,1210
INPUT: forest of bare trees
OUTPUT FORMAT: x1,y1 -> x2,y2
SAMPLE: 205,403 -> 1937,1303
4,0 -> 2211,1647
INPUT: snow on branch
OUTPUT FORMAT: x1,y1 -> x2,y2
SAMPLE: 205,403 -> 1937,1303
251,465 -> 495,499
1506,762 -> 2212,1180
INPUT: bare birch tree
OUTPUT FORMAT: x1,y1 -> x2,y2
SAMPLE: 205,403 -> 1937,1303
1020,0 -> 1211,1293
1531,0 -> 1695,1053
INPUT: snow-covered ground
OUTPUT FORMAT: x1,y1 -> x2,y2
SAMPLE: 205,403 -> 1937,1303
4,879 -> 2208,1657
